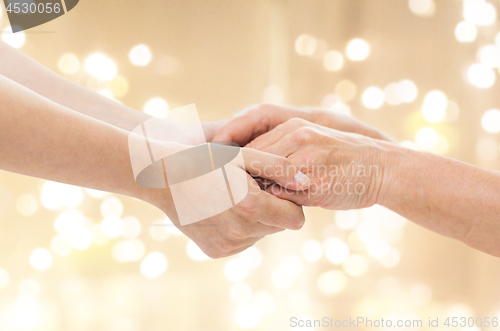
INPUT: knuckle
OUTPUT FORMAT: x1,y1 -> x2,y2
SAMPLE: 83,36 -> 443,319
287,117 -> 309,127
229,224 -> 250,239
292,127 -> 315,144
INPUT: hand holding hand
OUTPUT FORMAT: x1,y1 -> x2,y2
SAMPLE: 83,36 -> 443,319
212,103 -> 393,146
247,118 -> 397,210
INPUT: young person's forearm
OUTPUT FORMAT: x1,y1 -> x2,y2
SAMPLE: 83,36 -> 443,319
380,146 -> 500,256
0,74 -> 175,216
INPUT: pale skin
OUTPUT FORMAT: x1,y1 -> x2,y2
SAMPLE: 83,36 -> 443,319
214,107 -> 500,258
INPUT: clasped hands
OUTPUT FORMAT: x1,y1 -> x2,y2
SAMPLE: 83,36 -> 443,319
166,104 -> 400,259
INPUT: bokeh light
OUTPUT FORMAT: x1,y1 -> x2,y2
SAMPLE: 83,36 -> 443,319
468,63 -> 496,88
2,27 -> 25,48
362,86 -> 385,109
295,34 -> 317,56
16,194 -> 38,216
324,238 -> 349,264
481,109 -> 500,133
478,45 -> 500,68
455,21 -> 478,43
140,252 -> 168,279
29,248 -> 53,271
57,53 -> 80,74
408,0 -> 436,17
422,90 -> 447,123
0,268 -> 10,290
346,38 -> 370,61
323,50 -> 344,71
84,53 -> 117,81
335,80 -> 357,102
317,270 -> 348,295
463,0 -> 497,26
186,240 -> 210,261
129,44 -> 152,66
301,239 -> 323,263
415,127 -> 439,150
143,97 -> 169,118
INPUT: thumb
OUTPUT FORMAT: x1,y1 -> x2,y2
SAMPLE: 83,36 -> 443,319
241,148 -> 311,191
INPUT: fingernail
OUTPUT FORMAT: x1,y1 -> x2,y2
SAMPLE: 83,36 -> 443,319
294,171 -> 311,187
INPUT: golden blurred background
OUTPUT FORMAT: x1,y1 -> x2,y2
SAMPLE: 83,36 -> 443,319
1,0 -> 500,330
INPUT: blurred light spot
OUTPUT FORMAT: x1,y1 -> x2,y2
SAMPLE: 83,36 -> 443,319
235,304 -> 261,329
376,277 -> 400,298
289,291 -> 310,313
361,86 -> 384,109
335,80 -> 357,102
445,100 -> 460,122
107,75 -> 129,97
479,45 -> 500,68
57,53 -> 80,74
271,269 -> 294,289
91,224 -> 109,246
330,101 -> 351,116
149,220 -> 170,241
317,270 -> 348,294
15,294 -> 37,330
422,90 -> 447,123
408,0 -> 436,16
83,188 -> 109,199
464,1 -> 496,26
140,252 -> 167,279
238,247 -> 262,269
366,237 -> 391,258
122,216 -> 141,239
16,194 -> 38,216
481,109 -> 500,133
262,85 -> 285,104
41,182 -> 83,210
476,137 -> 498,162
384,83 -> 401,106
112,239 -> 145,262
410,284 -> 433,305
455,21 -> 477,42
230,283 -> 253,305
186,240 -> 210,261
295,34 -> 317,56
378,247 -> 401,268
321,94 -> 341,108
225,259 -> 248,282
347,232 -> 365,252
129,44 -> 152,66
2,27 -> 25,48
346,38 -> 370,61
98,89 -> 114,99
84,53 -> 117,81
18,279 -> 40,297
54,209 -> 92,250
433,134 -> 450,155
323,50 -> 344,71
415,127 -> 439,150
497,31 -> 500,46
343,254 -> 369,277
156,55 -> 179,76
0,268 -> 10,290
335,210 -> 358,229
324,238 -> 349,264
252,291 -> 276,316
100,196 -> 123,217
311,39 -> 328,59
50,235 -> 72,256
396,79 -> 418,103
301,239 -> 323,263
468,63 -> 496,88
400,140 -> 419,150
144,97 -> 169,118
280,255 -> 303,278
29,248 -> 52,271
367,205 -> 407,229
101,216 -> 124,238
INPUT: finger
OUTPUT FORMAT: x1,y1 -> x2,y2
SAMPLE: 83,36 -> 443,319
254,189 -> 306,230
213,105 -> 315,146
246,118 -> 310,151
266,183 -> 311,206
212,111 -> 271,146
241,148 -> 311,190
